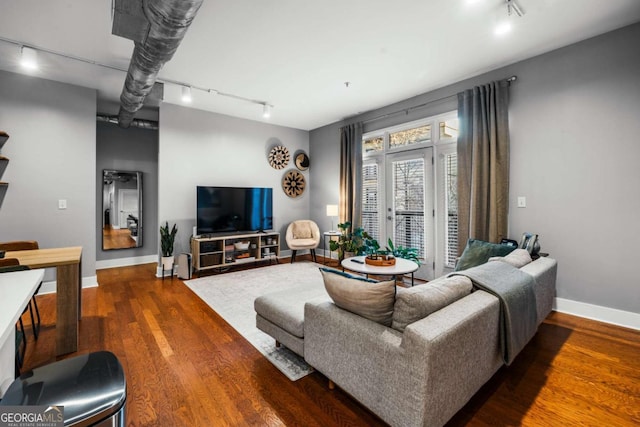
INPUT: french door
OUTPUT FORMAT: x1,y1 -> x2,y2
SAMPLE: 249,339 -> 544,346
361,112 -> 459,281
384,148 -> 434,280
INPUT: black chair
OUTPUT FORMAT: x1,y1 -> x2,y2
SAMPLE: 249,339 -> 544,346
0,262 -> 31,376
0,241 -> 42,340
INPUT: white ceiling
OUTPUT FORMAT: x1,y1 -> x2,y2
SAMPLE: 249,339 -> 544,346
1,0 -> 639,130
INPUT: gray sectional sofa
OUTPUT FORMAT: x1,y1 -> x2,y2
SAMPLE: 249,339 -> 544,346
255,255 -> 557,427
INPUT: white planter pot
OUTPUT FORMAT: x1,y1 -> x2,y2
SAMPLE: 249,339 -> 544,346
161,255 -> 174,271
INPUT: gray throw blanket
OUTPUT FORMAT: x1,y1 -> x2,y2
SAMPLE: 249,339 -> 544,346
449,261 -> 537,365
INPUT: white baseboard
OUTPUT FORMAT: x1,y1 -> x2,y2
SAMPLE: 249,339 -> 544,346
554,297 -> 640,331
96,255 -> 158,270
37,275 -> 99,295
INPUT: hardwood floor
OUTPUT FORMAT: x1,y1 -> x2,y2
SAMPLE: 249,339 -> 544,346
21,261 -> 640,426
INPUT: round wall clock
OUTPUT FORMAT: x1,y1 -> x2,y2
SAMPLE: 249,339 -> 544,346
268,145 -> 290,170
282,169 -> 306,198
294,151 -> 310,171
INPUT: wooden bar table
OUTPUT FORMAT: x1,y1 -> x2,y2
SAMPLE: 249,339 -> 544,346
5,247 -> 82,356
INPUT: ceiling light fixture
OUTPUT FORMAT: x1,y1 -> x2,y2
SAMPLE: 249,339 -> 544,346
262,103 -> 272,118
181,86 -> 192,103
20,46 -> 38,70
495,0 -> 525,36
506,0 -> 524,17
1,37 -> 274,119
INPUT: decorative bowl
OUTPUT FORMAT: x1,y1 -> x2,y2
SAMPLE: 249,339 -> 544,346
365,255 -> 396,266
234,241 -> 250,251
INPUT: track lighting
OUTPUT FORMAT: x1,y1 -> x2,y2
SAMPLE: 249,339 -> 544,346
181,86 -> 192,103
507,0 -> 524,17
262,103 -> 271,118
20,46 -> 38,70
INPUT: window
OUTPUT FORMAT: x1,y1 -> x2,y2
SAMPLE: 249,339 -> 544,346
362,112 -> 457,279
444,152 -> 458,268
362,162 -> 380,241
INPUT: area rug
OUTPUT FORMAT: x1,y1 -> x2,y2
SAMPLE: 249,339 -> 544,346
184,261 -> 324,381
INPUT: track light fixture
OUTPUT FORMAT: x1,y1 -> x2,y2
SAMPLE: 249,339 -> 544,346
2,37 -> 273,119
20,46 -> 38,70
506,0 -> 524,17
181,86 -> 192,103
262,103 -> 272,118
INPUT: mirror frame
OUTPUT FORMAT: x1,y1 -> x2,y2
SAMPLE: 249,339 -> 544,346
102,170 -> 143,250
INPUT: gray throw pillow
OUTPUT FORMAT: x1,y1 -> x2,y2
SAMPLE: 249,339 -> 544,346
454,239 -> 516,271
320,268 -> 396,326
391,275 -> 473,332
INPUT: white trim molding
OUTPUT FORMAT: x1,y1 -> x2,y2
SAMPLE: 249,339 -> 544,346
554,297 -> 640,331
96,254 -> 158,270
37,275 -> 99,295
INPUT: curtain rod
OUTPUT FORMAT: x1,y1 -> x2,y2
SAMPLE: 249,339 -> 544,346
360,75 -> 517,125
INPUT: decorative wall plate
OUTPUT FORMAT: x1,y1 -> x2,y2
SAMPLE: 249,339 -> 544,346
268,145 -> 290,170
294,151 -> 310,171
282,169 -> 305,198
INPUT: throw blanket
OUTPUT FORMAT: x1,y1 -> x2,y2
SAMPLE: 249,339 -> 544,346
449,261 -> 537,365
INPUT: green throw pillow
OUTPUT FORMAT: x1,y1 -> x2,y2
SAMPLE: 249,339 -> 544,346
454,239 -> 516,271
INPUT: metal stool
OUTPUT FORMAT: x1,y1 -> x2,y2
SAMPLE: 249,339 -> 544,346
0,351 -> 126,426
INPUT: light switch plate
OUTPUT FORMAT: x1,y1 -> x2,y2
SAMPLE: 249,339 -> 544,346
58,199 -> 67,210
517,196 -> 526,208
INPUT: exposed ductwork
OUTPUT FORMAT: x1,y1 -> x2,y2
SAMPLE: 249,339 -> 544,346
96,114 -> 158,130
113,0 -> 204,128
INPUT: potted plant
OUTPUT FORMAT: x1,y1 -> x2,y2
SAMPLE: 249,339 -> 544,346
329,222 -> 374,260
160,221 -> 178,271
384,238 -> 421,265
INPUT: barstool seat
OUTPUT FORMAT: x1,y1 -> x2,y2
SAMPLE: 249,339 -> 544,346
0,351 -> 127,426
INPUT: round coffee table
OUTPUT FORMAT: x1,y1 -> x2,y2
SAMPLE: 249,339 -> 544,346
341,256 -> 419,286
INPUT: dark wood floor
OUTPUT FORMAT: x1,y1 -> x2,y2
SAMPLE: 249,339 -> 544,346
21,259 -> 640,426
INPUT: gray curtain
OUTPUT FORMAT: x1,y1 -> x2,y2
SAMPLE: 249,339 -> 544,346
339,122 -> 363,228
457,80 -> 510,253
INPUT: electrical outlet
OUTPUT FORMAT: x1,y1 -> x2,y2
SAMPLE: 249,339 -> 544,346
58,199 -> 67,210
517,196 -> 526,208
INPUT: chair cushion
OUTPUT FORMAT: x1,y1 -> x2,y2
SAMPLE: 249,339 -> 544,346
391,275 -> 473,332
288,238 -> 318,249
319,268 -> 395,326
292,221 -> 313,239
454,239 -> 516,271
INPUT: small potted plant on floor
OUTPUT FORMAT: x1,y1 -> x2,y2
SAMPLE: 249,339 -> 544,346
160,221 -> 178,271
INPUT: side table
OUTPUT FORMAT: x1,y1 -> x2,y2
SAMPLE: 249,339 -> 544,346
323,231 -> 342,265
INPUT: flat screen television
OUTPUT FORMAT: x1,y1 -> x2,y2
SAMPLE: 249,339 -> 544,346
196,186 -> 273,235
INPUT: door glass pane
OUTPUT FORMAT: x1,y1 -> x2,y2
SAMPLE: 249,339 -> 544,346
363,136 -> 384,153
439,118 -> 459,140
362,163 -> 380,241
389,124 -> 431,149
392,158 -> 425,258
444,152 -> 458,267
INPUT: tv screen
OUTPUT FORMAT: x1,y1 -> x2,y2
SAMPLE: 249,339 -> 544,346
196,186 -> 273,235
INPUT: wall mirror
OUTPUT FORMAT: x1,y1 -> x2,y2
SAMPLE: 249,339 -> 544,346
102,170 -> 143,250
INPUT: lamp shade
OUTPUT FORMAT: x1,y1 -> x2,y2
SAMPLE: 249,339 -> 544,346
326,204 -> 338,217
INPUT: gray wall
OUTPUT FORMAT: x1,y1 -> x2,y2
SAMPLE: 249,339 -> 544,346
310,23 -> 640,316
0,69 -> 97,281
96,121 -> 159,261
158,103 -> 310,261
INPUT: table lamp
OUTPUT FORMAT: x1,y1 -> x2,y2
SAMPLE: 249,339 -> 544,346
326,204 -> 338,232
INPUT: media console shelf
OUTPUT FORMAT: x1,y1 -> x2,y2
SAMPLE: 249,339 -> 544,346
191,231 -> 280,273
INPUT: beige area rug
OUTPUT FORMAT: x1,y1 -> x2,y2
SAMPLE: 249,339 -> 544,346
185,261 -> 324,381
